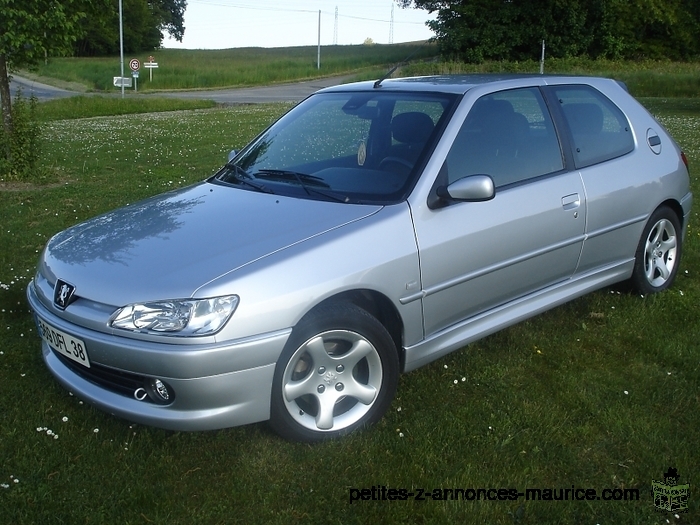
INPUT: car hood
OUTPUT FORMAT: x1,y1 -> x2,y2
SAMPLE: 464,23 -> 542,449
41,182 -> 381,306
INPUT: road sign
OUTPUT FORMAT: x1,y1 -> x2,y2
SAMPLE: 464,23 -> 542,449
129,58 -> 140,71
144,60 -> 158,82
113,76 -> 133,87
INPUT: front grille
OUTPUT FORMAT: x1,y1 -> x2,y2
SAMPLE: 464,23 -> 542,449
53,349 -> 150,401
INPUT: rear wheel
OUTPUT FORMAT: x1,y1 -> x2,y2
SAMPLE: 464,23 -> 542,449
630,206 -> 682,294
270,303 -> 399,442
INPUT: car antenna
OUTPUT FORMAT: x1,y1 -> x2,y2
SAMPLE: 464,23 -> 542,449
373,45 -> 424,89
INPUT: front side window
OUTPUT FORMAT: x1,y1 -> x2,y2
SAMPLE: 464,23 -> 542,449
445,87 -> 564,187
553,85 -> 634,168
215,91 -> 456,204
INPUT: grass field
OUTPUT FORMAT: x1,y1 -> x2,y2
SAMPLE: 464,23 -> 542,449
34,96 -> 218,121
401,58 -> 700,98
25,43 -> 438,92
20,45 -> 700,99
0,82 -> 698,523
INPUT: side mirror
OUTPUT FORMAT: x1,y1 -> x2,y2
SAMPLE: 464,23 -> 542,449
441,174 -> 495,202
227,149 -> 238,162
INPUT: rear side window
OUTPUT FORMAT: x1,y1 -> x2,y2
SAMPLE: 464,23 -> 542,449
553,85 -> 634,168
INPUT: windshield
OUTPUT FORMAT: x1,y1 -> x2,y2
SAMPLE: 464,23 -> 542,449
214,91 -> 457,204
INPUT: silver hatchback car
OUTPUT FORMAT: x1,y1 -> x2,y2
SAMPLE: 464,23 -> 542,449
28,75 -> 692,441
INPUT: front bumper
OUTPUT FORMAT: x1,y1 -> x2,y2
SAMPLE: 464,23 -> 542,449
28,282 -> 291,431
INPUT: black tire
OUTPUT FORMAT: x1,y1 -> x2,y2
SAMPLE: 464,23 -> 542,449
269,303 -> 399,442
630,206 -> 682,295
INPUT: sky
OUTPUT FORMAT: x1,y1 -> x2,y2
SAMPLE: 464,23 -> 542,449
162,0 -> 436,49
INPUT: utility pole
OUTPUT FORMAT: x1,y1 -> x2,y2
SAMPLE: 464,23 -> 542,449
333,6 -> 338,46
389,3 -> 394,44
119,0 -> 125,98
317,10 -> 321,70
539,40 -> 545,74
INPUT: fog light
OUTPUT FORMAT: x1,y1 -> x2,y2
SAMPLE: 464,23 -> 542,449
148,378 -> 173,404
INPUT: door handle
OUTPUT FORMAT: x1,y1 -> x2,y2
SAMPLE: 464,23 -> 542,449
561,193 -> 580,210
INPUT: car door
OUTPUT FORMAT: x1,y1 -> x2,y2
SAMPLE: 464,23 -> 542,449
411,87 -> 587,337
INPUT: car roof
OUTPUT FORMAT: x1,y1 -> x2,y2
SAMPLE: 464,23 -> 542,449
317,74 -> 622,95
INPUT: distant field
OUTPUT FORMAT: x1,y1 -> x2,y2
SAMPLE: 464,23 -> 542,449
23,45 -> 700,99
27,43 -> 438,92
402,58 -> 700,98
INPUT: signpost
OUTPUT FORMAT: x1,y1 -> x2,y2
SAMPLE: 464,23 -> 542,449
129,58 -> 140,91
113,56 -> 159,91
144,55 -> 159,82
113,77 -> 132,88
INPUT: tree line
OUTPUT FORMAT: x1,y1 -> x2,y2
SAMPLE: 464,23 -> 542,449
398,0 -> 700,62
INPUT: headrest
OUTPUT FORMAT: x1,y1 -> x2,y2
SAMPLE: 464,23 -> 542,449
392,112 -> 435,145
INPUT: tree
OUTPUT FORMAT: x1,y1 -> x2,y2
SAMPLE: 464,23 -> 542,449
73,0 -> 187,56
396,0 -> 597,61
397,0 -> 700,61
0,1 -> 83,132
155,0 -> 187,43
73,0 -> 125,56
0,0 -> 84,157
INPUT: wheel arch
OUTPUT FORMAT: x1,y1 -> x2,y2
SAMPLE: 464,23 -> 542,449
629,200 -> 684,294
270,292 -> 402,441
658,198 -> 684,228
302,289 -> 405,368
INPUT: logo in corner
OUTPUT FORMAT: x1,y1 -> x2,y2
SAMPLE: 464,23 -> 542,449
53,280 -> 76,310
652,467 -> 690,513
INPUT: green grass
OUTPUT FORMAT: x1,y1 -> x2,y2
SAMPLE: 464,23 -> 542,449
27,44 -> 438,92
25,47 -> 700,99
35,96 -> 218,121
402,58 -> 700,98
0,95 -> 698,523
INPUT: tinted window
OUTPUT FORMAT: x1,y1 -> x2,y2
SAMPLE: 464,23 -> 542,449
553,85 -> 634,168
446,88 -> 563,187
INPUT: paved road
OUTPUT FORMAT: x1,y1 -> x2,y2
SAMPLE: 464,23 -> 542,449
9,75 -> 76,101
9,74 -> 356,104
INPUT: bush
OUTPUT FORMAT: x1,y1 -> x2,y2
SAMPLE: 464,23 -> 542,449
0,88 -> 41,182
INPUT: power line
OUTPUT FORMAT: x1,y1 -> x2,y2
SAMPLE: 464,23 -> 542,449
189,0 -> 317,15
188,0 -> 427,25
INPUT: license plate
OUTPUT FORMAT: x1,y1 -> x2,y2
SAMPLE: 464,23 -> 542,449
36,317 -> 90,368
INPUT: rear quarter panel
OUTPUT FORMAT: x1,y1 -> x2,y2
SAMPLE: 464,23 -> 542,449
566,79 -> 690,275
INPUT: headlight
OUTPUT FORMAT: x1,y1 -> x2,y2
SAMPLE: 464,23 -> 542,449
110,295 -> 239,336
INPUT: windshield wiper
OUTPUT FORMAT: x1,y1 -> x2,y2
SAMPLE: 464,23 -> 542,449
254,169 -> 328,187
253,169 -> 350,203
219,164 -> 275,194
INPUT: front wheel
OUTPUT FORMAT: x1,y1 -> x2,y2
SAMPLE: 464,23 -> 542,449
269,303 -> 399,442
630,206 -> 682,294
